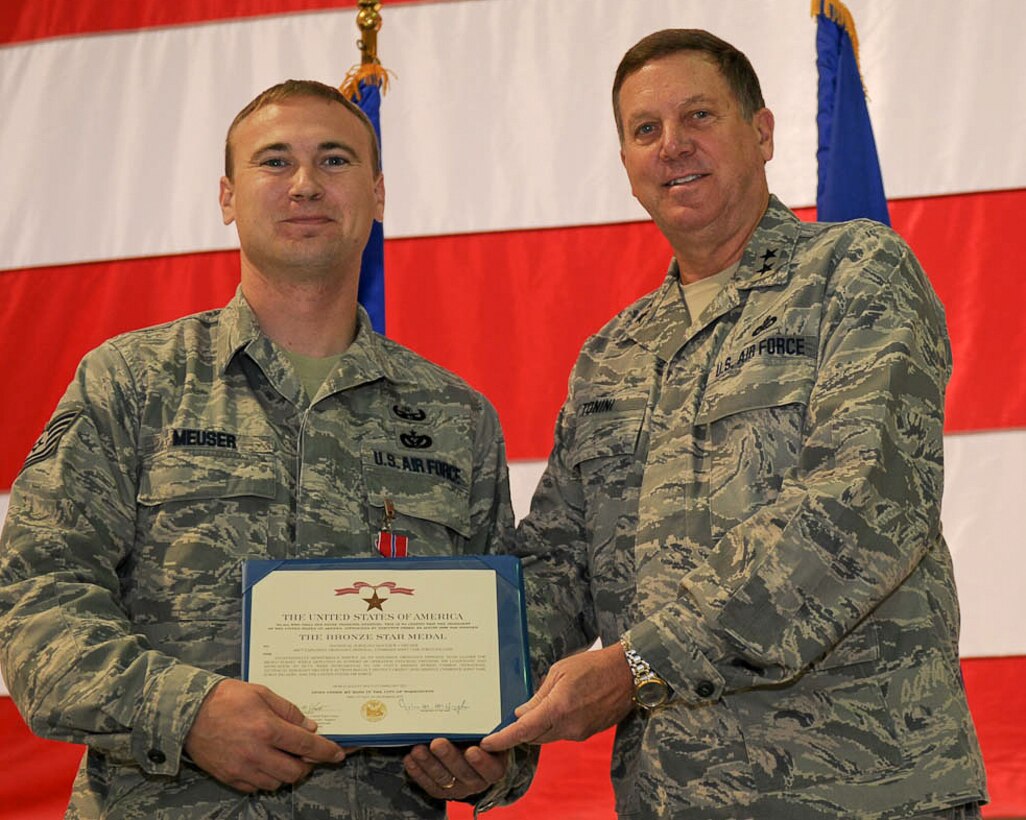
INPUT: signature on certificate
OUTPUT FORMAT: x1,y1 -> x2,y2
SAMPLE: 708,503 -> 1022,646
397,696 -> 470,715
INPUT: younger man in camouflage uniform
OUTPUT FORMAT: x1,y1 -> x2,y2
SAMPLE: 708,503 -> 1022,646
0,80 -> 520,818
483,30 -> 987,819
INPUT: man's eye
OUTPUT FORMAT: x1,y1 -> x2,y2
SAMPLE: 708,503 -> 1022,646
693,110 -> 711,120
261,157 -> 288,167
635,123 -> 657,137
324,155 -> 349,167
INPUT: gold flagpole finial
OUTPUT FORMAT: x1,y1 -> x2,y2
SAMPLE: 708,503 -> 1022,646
341,0 -> 392,101
356,0 -> 382,65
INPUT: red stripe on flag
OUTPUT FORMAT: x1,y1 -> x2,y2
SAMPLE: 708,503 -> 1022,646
962,656 -> 1026,816
3,656 -> 1024,817
386,219 -> 675,460
2,190 -> 1024,486
0,0 -> 440,47
890,190 -> 1026,435
0,252 -> 239,487
386,191 -> 1026,457
0,696 -> 83,817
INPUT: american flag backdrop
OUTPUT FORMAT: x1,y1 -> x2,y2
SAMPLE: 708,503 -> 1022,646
1,1 -> 1024,816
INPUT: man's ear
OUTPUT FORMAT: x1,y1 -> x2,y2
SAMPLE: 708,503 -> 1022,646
219,176 -> 236,226
754,107 -> 775,163
373,173 -> 385,223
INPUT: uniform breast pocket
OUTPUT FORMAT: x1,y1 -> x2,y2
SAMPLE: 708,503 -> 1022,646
697,369 -> 814,540
571,409 -> 646,556
133,448 -> 282,624
362,446 -> 471,555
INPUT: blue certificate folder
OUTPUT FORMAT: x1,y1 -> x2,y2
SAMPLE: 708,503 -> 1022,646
242,555 -> 532,746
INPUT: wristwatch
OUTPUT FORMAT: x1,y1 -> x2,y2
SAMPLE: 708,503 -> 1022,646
619,634 -> 671,709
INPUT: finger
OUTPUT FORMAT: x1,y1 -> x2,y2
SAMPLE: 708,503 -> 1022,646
512,674 -> 556,718
231,767 -> 287,793
480,706 -> 554,752
300,749 -> 346,764
251,775 -> 285,793
303,744 -> 359,764
254,749 -> 316,786
224,778 -> 260,794
404,750 -> 458,798
407,744 -> 459,788
479,723 -> 518,753
427,739 -> 489,792
513,697 -> 538,718
463,746 -> 508,784
256,687 -> 318,731
272,721 -> 345,764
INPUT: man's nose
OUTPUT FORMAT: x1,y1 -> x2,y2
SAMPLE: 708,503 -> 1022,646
659,124 -> 694,160
289,164 -> 324,200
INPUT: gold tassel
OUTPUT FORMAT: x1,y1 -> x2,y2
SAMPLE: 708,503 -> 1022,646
340,62 -> 392,101
811,0 -> 867,95
339,1 -> 394,102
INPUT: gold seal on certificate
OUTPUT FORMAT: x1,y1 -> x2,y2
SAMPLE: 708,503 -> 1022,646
241,556 -> 531,745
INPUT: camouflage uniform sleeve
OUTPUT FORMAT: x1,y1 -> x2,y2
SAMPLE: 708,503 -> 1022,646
459,396 -> 539,813
462,396 -> 516,558
627,234 -> 953,703
0,343 -> 223,775
513,399 -> 600,682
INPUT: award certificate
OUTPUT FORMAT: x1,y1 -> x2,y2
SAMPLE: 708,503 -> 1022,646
241,555 -> 531,745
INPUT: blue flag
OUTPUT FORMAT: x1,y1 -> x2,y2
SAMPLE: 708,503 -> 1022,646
354,80 -> 386,334
814,0 -> 890,226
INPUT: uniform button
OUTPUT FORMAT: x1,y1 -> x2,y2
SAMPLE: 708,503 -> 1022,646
147,749 -> 167,764
695,681 -> 716,698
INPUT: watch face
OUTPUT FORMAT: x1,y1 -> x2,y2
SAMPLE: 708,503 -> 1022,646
635,678 -> 669,708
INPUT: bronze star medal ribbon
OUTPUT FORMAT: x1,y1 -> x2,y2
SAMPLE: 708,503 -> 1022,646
376,497 -> 409,558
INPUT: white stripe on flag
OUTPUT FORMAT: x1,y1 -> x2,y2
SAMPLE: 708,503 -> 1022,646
3,0 -> 1025,270
510,426 -> 1026,660
1,424 -> 1023,673
942,429 -> 1026,658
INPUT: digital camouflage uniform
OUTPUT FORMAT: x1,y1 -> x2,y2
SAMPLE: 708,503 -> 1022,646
0,290 -> 524,818
516,197 -> 987,818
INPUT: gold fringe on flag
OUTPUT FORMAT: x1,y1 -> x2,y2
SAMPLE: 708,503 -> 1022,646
340,0 -> 394,101
811,0 -> 868,96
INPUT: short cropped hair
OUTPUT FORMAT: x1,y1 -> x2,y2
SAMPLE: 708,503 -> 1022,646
224,79 -> 381,179
612,29 -> 765,142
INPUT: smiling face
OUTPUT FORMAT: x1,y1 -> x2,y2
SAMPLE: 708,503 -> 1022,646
618,51 -> 773,264
219,95 -> 385,283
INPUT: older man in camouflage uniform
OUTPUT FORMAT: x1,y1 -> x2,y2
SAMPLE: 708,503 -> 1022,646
483,30 -> 987,819
0,80 -> 523,817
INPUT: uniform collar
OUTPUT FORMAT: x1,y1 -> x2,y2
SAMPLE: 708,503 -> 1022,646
215,285 -> 413,390
731,194 -> 799,291
216,287 -> 262,375
625,195 -> 799,360
324,304 -> 417,392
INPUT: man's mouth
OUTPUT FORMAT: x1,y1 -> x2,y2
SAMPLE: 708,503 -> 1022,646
665,174 -> 706,187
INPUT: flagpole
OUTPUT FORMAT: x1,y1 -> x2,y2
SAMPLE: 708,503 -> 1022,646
342,1 -> 391,99
341,1 -> 391,334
